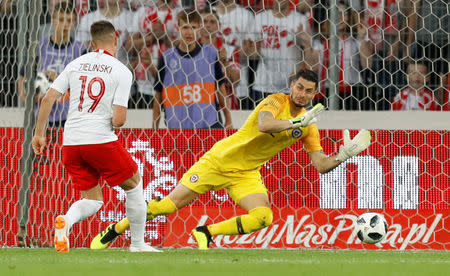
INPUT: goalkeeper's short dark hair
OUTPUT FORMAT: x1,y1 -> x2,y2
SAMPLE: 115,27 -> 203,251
292,69 -> 319,89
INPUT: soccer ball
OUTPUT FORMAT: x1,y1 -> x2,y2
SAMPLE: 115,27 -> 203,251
354,212 -> 388,244
35,72 -> 51,96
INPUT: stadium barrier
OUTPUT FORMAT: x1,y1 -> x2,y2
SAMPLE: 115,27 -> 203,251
1,128 -> 448,250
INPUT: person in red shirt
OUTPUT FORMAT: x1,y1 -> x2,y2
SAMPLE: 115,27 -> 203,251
392,60 -> 439,111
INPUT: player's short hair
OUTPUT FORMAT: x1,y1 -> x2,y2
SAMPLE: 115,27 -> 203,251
177,8 -> 202,26
52,1 -> 76,15
292,69 -> 319,89
90,20 -> 116,43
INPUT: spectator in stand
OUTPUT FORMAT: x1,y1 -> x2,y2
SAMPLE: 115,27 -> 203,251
405,0 -> 449,103
392,60 -> 439,111
362,0 -> 405,110
0,0 -> 18,107
310,1 -> 372,110
199,7 -> 240,110
240,0 -> 300,12
76,0 -> 137,65
129,47 -> 158,109
132,0 -> 180,45
39,0 -> 76,40
17,1 -> 86,127
216,0 -> 256,109
296,0 -> 314,32
152,9 -> 232,129
251,0 -> 310,105
128,0 -> 176,109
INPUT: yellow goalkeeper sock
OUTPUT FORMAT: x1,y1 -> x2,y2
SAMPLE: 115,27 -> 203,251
114,197 -> 178,234
207,207 -> 273,236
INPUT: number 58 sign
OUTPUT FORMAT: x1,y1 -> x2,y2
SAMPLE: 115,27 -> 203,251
182,84 -> 202,104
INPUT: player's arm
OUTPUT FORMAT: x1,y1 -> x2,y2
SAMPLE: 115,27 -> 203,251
33,68 -> 69,155
308,150 -> 342,174
258,111 -> 292,133
112,68 -> 133,128
112,105 -> 127,127
258,103 -> 324,133
32,88 -> 61,154
308,129 -> 372,174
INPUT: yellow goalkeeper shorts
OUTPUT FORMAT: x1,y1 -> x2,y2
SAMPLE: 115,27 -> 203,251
179,157 -> 268,204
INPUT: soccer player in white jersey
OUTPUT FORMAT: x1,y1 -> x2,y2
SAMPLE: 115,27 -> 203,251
32,21 -> 160,253
252,0 -> 309,104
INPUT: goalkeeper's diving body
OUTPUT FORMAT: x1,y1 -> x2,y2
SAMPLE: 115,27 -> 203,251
91,69 -> 371,250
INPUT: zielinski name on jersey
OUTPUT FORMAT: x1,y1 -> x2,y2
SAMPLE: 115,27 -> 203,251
78,63 -> 113,74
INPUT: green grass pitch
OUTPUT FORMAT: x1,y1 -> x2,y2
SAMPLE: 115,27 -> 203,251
0,248 -> 448,276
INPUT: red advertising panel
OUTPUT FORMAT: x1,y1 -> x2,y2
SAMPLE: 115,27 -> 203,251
0,128 -> 448,249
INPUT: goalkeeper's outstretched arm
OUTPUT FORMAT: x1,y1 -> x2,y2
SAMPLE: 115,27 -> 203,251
309,150 -> 342,174
309,129 -> 372,174
258,103 -> 325,133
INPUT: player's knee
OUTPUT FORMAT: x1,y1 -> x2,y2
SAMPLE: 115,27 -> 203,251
120,172 -> 141,191
249,207 -> 273,229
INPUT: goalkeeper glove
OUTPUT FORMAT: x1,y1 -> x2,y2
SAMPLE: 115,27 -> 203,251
336,129 -> 372,162
289,103 -> 325,129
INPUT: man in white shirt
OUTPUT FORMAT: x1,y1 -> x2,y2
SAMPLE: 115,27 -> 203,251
32,21 -> 160,253
252,0 -> 309,105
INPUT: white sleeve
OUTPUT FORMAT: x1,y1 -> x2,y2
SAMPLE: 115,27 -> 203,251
113,68 -> 133,107
50,68 -> 70,94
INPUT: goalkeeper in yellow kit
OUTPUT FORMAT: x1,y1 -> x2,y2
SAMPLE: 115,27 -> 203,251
90,69 -> 371,250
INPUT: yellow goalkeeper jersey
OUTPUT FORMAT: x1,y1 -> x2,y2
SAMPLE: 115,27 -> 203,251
204,94 -> 323,172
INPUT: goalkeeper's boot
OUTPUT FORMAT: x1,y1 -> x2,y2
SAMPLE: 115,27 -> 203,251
90,223 -> 120,250
146,196 -> 161,220
191,225 -> 213,250
54,215 -> 69,253
129,243 -> 163,253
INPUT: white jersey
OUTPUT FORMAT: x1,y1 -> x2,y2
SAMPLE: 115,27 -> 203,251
253,10 -> 308,93
75,9 -> 137,64
217,6 -> 255,98
50,50 -> 133,146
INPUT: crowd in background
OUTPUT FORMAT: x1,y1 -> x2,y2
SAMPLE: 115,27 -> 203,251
0,0 -> 449,114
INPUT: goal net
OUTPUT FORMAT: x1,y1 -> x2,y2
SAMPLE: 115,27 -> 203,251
0,0 -> 448,250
